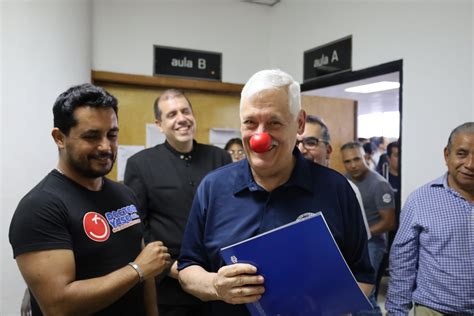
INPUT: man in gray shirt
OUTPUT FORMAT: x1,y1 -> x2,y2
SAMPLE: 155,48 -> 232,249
341,141 -> 396,316
296,115 -> 371,240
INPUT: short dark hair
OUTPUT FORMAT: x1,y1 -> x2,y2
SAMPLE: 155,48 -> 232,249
447,122 -> 474,152
153,89 -> 192,120
387,141 -> 399,157
362,142 -> 374,155
341,141 -> 363,152
224,138 -> 243,151
53,83 -> 118,135
306,115 -> 331,143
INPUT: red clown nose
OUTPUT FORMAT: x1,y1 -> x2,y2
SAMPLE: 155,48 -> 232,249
249,133 -> 272,153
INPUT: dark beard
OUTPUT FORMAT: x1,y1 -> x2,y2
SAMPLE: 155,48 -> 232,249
67,152 -> 115,178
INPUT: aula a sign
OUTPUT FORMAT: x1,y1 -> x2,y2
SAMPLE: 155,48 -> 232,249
303,36 -> 352,82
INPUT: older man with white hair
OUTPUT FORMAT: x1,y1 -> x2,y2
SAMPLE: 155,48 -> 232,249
178,69 -> 374,316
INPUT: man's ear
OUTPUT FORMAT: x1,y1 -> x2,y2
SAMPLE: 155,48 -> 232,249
51,128 -> 65,149
297,110 -> 306,135
326,143 -> 333,159
444,146 -> 449,165
155,119 -> 163,133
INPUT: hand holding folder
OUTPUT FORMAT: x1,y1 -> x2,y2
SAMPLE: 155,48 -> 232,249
213,263 -> 265,305
220,212 -> 372,316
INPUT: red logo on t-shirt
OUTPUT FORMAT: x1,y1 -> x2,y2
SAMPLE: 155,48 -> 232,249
83,212 -> 110,242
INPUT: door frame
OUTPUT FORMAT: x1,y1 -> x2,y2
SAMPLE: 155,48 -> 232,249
300,59 -> 403,200
300,59 -> 403,142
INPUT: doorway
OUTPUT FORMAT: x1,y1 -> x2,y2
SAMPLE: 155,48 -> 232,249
300,60 -> 403,313
300,59 -> 402,177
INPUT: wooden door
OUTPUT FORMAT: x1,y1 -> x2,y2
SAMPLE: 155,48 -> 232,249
301,95 -> 357,174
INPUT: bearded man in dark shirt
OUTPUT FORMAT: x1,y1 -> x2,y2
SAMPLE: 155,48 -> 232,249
9,83 -> 170,316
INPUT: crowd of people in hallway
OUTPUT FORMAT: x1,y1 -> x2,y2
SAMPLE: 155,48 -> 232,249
8,69 -> 474,316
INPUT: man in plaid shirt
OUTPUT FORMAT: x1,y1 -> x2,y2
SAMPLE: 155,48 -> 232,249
386,122 -> 474,315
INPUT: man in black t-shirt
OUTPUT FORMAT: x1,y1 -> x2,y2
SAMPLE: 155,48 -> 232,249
9,84 -> 171,316
124,89 -> 231,316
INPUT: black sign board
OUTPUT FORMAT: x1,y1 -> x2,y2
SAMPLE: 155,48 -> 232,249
303,36 -> 352,82
153,45 -> 222,81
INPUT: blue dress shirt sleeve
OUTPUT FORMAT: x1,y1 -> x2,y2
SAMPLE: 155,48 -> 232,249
178,183 -> 209,271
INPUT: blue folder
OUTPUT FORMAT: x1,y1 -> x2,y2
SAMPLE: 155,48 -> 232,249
220,212 -> 372,316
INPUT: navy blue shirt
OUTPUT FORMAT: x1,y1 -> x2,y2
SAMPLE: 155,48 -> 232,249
179,150 -> 374,315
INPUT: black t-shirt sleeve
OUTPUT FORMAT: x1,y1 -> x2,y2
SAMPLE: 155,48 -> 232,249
9,191 -> 72,258
123,155 -> 152,243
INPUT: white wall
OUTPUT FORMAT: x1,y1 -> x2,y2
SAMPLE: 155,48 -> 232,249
268,0 -> 473,198
0,1 -> 92,314
0,5 -> 3,314
92,0 -> 272,83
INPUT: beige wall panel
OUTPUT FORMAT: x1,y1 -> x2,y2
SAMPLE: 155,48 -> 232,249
98,83 -> 241,180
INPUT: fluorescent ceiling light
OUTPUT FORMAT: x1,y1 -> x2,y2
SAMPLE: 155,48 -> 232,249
345,81 -> 400,93
242,0 -> 280,6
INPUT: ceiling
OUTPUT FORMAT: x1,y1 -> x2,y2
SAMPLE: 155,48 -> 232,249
302,72 -> 400,116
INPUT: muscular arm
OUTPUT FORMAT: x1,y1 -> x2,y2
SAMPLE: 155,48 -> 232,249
370,207 -> 396,236
179,264 -> 265,304
16,242 -> 170,316
17,249 -> 141,315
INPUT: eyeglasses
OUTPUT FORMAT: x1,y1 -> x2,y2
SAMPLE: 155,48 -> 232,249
228,149 -> 245,156
295,137 -> 328,150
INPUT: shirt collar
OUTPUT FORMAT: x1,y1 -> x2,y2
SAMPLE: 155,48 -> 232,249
429,172 -> 450,189
163,140 -> 197,160
430,172 -> 468,200
233,148 -> 313,194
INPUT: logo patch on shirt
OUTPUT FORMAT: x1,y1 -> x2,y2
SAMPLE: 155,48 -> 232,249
83,212 -> 110,242
104,205 -> 141,233
382,193 -> 392,204
296,212 -> 317,221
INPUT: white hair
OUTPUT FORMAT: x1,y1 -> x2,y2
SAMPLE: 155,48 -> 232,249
240,69 -> 301,118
